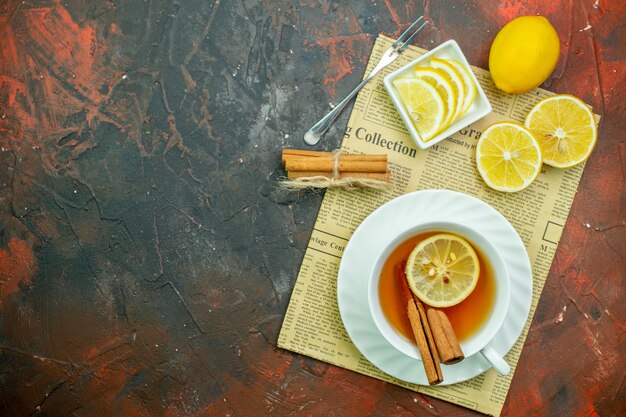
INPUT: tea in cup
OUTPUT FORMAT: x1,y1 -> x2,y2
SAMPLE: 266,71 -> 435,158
368,221 -> 511,375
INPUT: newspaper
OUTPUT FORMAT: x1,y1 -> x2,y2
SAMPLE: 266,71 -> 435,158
278,35 -> 597,416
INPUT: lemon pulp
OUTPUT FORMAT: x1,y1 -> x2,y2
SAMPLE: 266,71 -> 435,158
393,77 -> 446,142
525,94 -> 597,168
476,122 -> 542,192
413,67 -> 458,128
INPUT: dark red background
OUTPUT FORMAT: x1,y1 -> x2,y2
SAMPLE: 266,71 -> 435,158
1,0 -> 624,416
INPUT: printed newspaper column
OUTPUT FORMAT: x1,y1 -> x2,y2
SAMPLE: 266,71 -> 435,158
278,228 -> 363,368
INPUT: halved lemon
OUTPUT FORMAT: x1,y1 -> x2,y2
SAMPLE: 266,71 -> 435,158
405,234 -> 480,308
524,94 -> 597,168
430,58 -> 466,119
393,77 -> 445,142
476,122 -> 543,192
414,67 -> 458,128
446,59 -> 477,116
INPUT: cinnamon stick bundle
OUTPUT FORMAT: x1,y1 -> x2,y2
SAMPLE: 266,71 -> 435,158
280,149 -> 390,190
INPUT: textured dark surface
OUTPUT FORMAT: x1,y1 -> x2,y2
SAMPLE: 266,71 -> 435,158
1,0 -> 624,416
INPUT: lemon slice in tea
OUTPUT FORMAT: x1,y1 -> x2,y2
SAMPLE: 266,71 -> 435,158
393,77 -> 446,142
524,94 -> 597,168
405,234 -> 480,308
476,122 -> 543,192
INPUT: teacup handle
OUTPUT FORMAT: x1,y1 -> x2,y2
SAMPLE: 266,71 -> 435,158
480,345 -> 511,375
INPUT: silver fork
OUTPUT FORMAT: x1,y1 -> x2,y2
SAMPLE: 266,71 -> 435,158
304,16 -> 429,146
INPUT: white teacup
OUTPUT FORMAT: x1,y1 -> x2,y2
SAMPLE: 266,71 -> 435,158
368,221 -> 511,375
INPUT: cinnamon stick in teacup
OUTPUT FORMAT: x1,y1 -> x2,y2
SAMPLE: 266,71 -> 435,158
396,263 -> 443,385
427,308 -> 465,364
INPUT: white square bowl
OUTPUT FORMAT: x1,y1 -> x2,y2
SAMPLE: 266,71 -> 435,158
383,39 -> 492,149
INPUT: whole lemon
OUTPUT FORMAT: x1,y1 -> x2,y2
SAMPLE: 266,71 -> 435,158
489,16 -> 560,94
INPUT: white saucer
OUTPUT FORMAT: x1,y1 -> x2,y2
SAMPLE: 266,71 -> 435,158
336,190 -> 532,385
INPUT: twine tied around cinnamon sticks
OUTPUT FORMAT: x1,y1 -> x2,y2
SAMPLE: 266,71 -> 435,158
279,149 -> 391,191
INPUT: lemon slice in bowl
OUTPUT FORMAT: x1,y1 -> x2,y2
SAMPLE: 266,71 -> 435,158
414,67 -> 458,128
430,58 -> 466,119
393,77 -> 445,142
524,94 -> 597,168
476,122 -> 543,192
405,234 -> 480,308
445,59 -> 477,116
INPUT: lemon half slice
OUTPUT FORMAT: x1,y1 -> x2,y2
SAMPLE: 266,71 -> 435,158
446,59 -> 477,116
393,77 -> 445,142
476,122 -> 543,192
430,58 -> 466,119
413,67 -> 458,128
524,94 -> 597,168
405,234 -> 480,308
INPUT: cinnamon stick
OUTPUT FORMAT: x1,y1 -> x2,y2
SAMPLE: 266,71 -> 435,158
287,171 -> 389,181
285,157 -> 387,173
281,149 -> 387,164
396,264 -> 443,385
407,302 -> 442,385
426,308 -> 465,365
281,149 -> 331,163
